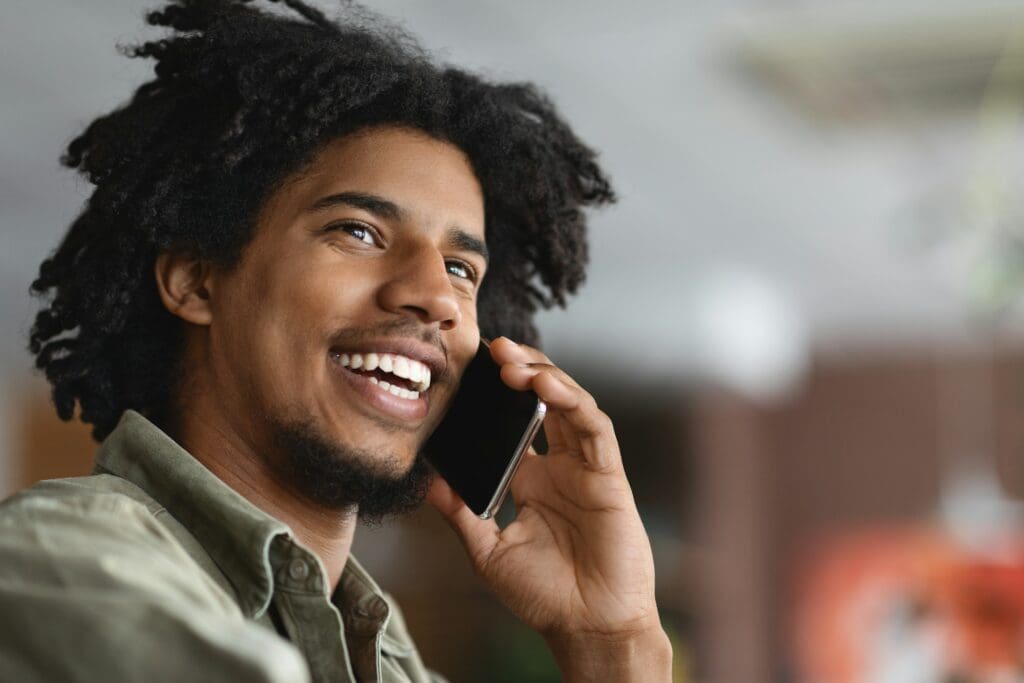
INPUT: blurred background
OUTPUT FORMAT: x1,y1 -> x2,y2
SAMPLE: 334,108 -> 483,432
6,0 -> 1024,681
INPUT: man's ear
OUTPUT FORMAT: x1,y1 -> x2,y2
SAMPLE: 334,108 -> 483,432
154,251 -> 215,325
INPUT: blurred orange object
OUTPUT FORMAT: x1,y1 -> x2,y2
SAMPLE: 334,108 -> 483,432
791,527 -> 1024,683
938,560 -> 1024,671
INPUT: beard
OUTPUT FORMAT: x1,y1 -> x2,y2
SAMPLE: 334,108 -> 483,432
269,417 -> 433,524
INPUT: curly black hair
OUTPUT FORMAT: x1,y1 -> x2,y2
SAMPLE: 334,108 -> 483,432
28,0 -> 614,442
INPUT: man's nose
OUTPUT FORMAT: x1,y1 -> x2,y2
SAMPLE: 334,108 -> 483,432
377,248 -> 462,331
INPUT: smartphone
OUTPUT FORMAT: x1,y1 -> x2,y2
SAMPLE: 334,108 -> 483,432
422,340 -> 547,519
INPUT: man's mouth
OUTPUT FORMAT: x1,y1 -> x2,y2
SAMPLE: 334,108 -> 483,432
327,344 -> 444,423
330,351 -> 432,399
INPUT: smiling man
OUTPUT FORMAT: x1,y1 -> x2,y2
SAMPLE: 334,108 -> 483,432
1,1 -> 672,682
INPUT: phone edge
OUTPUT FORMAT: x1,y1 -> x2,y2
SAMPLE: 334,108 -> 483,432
479,399 -> 548,520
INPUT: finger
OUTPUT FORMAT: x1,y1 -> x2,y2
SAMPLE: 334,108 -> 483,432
508,448 -> 545,507
541,411 -> 573,454
489,339 -> 588,390
497,359 -> 620,468
488,336 -> 551,366
499,362 -> 581,458
499,363 -> 585,455
496,357 -> 588,457
499,361 -> 583,394
530,370 -> 621,473
425,477 -> 500,567
490,337 -> 588,394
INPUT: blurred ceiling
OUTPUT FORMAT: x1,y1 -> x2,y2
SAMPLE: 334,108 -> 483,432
4,0 -> 1024,389
735,4 -> 1024,121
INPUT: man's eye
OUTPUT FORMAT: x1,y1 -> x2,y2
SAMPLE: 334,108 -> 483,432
326,221 -> 378,246
344,223 -> 376,245
446,260 -> 476,282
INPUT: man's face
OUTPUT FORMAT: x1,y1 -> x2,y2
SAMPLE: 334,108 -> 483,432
203,126 -> 486,502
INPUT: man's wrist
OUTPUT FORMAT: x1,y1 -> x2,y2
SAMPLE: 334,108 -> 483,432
545,624 -> 673,683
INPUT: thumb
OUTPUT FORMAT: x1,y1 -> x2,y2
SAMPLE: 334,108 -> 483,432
426,476 -> 500,568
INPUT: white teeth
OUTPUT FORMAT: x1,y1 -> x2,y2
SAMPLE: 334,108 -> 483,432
335,350 -> 432,392
381,383 -> 417,400
389,356 -> 429,391
369,378 -> 417,400
408,362 -> 422,383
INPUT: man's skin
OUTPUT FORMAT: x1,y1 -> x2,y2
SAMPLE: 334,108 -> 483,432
153,125 -> 672,681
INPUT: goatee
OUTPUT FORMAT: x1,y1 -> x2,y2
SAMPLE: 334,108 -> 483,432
270,418 -> 432,524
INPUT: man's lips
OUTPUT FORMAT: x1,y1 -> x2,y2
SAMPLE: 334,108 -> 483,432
333,350 -> 431,394
325,335 -> 447,382
327,351 -> 430,422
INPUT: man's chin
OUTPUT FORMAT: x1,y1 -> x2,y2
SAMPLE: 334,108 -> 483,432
269,417 -> 433,523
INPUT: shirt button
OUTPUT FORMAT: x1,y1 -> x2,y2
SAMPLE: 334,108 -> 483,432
288,558 -> 310,581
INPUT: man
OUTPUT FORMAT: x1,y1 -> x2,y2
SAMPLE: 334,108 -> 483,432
3,1 -> 672,681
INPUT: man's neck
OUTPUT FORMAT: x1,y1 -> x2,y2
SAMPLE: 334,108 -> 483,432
174,404 -> 357,592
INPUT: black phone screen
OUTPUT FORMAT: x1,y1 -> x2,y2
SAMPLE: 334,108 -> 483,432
422,341 -> 544,517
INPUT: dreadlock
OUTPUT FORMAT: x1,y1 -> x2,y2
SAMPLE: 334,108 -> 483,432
28,0 -> 614,441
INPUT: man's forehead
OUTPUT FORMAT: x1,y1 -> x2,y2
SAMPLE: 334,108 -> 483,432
277,128 -> 486,233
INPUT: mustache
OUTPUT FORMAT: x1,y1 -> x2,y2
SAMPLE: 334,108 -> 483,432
326,319 -> 450,382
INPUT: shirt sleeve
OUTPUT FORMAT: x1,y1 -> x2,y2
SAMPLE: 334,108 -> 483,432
0,488 -> 310,683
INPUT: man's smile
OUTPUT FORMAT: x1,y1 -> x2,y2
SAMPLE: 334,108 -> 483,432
333,351 -> 432,397
327,338 -> 449,423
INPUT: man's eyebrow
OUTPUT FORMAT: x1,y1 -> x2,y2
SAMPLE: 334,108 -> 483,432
309,191 -> 404,221
448,227 -> 489,263
309,191 -> 487,261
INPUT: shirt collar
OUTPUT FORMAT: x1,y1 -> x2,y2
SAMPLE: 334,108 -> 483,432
93,409 -> 289,618
92,408 -> 412,651
336,556 -> 417,657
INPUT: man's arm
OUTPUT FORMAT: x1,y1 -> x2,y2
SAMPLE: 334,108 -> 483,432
0,488 -> 308,683
427,337 -> 672,682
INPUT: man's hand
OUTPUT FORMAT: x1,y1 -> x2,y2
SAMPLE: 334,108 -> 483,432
426,337 -> 672,682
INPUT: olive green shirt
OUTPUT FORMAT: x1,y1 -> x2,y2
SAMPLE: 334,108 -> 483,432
0,410 -> 445,683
